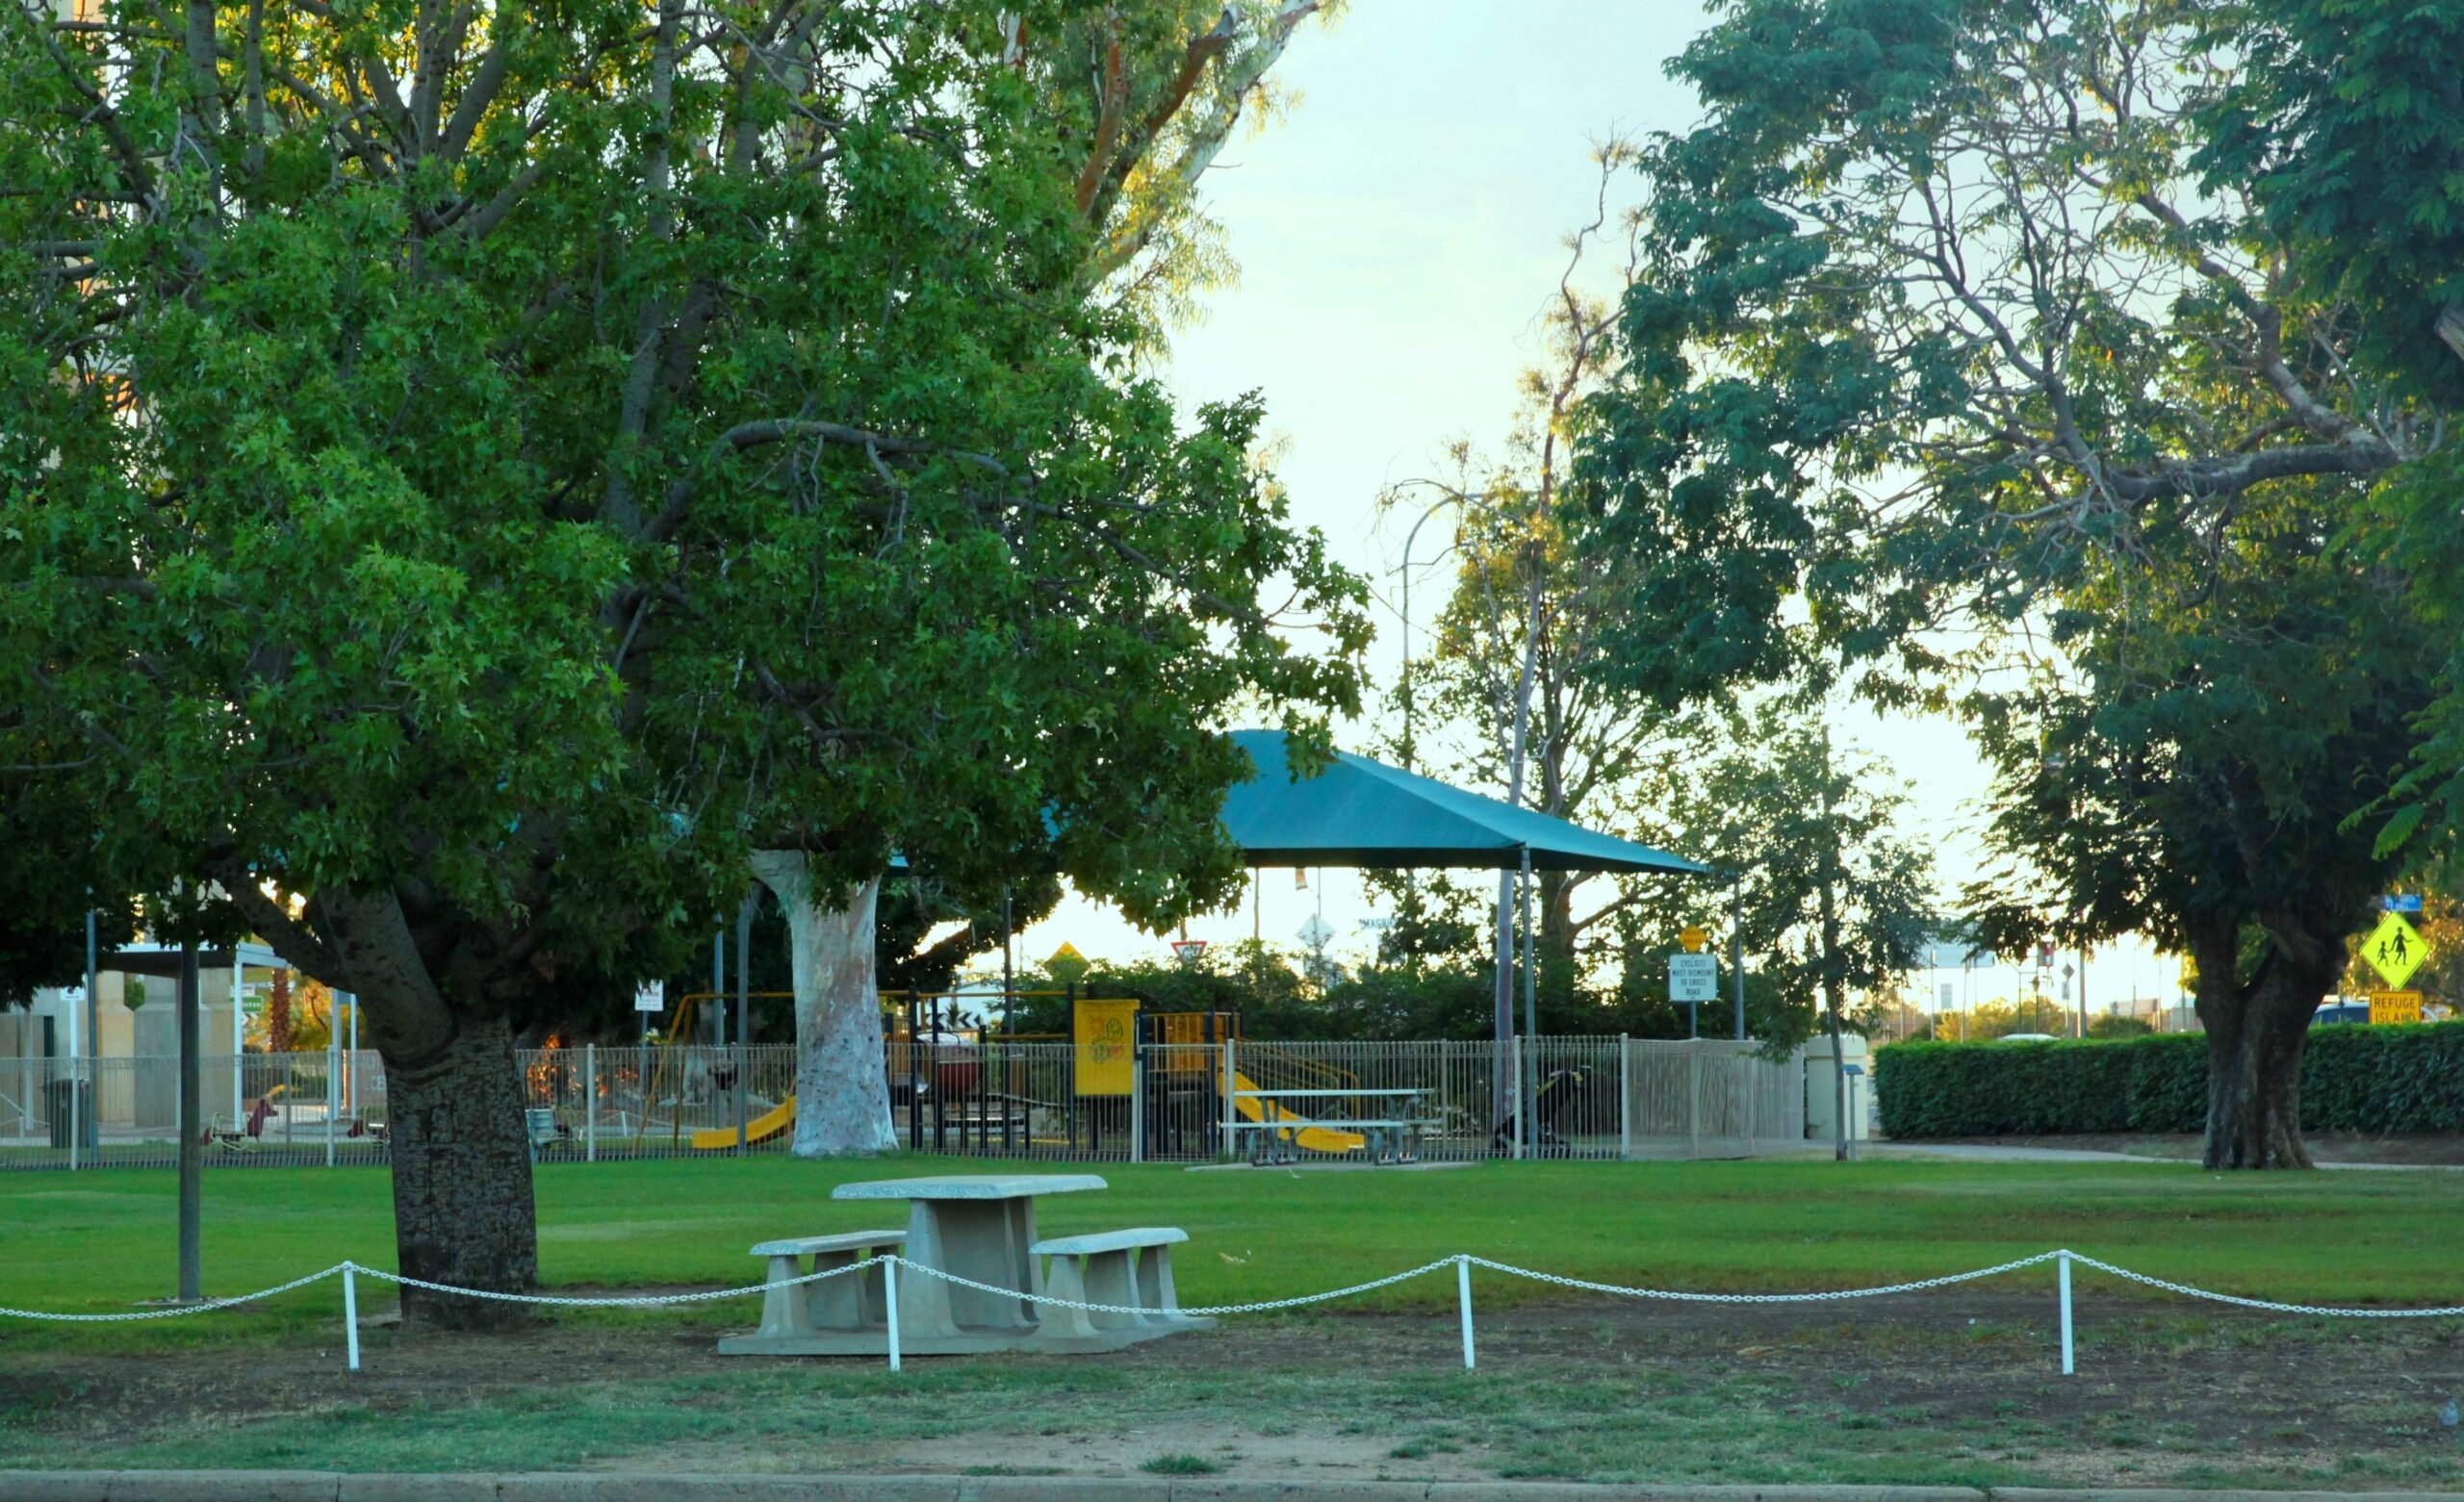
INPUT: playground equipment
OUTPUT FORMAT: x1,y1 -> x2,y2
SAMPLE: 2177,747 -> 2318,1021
691,1096 -> 796,1150
1227,1074 -> 1365,1156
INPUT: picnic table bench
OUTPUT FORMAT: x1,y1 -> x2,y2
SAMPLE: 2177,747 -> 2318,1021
1231,1087 -> 1442,1165
1031,1227 -> 1203,1340
738,1229 -> 907,1344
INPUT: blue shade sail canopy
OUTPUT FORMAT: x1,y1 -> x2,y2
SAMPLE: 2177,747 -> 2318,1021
1221,729 -> 1712,876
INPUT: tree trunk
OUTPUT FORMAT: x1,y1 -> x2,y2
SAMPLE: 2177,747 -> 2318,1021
750,852 -> 895,1157
382,1008 -> 540,1327
1537,868 -> 1578,1016
267,968 -> 293,1055
2194,926 -> 2330,1170
302,887 -> 540,1329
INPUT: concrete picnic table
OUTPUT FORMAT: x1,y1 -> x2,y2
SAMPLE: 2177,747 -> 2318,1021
831,1172 -> 1107,1353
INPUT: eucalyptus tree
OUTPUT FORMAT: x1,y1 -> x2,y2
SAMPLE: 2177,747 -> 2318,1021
0,0 -> 1363,1322
1572,0 -> 2457,1165
1378,145 -> 1720,1019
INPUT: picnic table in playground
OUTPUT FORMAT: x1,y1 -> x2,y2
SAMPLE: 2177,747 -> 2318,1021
1231,1086 -> 1439,1165
718,1172 -> 1210,1357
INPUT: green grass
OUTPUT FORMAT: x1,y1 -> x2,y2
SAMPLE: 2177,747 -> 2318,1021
1138,1453 -> 1223,1475
6,1154 -> 2462,1326
9,1157 -> 2464,1486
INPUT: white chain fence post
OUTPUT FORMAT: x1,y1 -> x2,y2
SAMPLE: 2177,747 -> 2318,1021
2058,1249 -> 2074,1376
1457,1255 -> 1476,1369
343,1261 -> 361,1372
885,1258 -> 902,1372
584,1044 -> 598,1163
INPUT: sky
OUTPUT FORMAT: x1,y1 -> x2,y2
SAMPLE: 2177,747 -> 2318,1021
1005,2 -> 2182,1015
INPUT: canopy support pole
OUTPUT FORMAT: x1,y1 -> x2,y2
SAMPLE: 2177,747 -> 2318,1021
1519,844 -> 1535,1158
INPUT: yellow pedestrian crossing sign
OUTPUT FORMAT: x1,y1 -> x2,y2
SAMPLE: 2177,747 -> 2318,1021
2361,913 -> 2430,990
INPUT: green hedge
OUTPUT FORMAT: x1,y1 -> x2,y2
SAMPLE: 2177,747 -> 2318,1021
1874,1022 -> 2464,1137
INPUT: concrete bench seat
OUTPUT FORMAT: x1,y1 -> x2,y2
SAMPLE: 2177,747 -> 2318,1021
1030,1228 -> 1195,1338
744,1230 -> 907,1343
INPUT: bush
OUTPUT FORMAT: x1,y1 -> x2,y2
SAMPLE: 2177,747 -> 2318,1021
1875,1022 -> 2464,1137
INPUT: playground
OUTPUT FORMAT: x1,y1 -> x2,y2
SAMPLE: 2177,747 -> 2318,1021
7,1156 -> 2464,1487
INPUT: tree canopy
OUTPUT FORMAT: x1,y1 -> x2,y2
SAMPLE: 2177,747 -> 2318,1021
0,0 -> 1362,1316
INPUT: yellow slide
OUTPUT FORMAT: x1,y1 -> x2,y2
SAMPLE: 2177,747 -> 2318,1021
1231,1073 -> 1364,1154
691,1097 -> 795,1150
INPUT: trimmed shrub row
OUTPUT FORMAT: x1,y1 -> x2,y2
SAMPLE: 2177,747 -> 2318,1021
1874,1022 -> 2464,1137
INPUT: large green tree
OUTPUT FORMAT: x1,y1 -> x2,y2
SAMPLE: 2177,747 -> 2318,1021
0,0 -> 1362,1322
1572,0 -> 2457,1164
2184,0 -> 2464,865
1960,483 -> 2436,1167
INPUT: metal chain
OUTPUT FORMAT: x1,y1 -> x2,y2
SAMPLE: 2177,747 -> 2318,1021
883,1253 -> 1465,1317
10,1248 -> 2463,1324
346,1257 -> 876,1308
1459,1251 -> 2065,1304
0,1264 -> 347,1322
2063,1252 -> 2464,1319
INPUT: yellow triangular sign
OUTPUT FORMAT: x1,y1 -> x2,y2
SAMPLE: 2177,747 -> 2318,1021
2361,913 -> 2430,990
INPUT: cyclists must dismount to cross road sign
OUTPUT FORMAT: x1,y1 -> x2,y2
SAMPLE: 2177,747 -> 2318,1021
2361,912 -> 2431,990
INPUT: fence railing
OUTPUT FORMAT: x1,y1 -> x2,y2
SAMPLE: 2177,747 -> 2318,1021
1,1036 -> 1813,1171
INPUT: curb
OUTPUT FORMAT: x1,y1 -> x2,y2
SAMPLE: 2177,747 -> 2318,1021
10,1478 -> 2464,1502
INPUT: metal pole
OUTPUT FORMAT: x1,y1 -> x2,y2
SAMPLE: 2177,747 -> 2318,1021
584,1043 -> 598,1162
177,944 -> 202,1303
1519,845 -> 1535,1158
1130,1049 -> 1144,1165
1220,1036 -> 1237,1158
1456,1257 -> 1476,1369
64,928 -> 81,1171
1000,888 -> 1014,1150
325,998 -> 338,1169
231,962 -> 244,1144
83,907 -> 97,1155
711,929 -> 725,1047
1617,1034 -> 1631,1161
1731,877 -> 1746,1041
2058,1250 -> 2074,1375
1688,1042 -> 1702,1158
736,891 -> 753,1153
1510,1034 -> 1525,1159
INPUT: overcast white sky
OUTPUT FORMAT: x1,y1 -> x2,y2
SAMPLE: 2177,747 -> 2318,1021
1009,2 -> 2181,1013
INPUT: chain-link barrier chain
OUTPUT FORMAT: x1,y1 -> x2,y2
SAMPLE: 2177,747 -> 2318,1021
883,1253 -> 1466,1316
2064,1252 -> 2464,1319
346,1257 -> 876,1309
10,1247 -> 2464,1324
0,1263 -> 346,1322
1458,1250 -> 2065,1303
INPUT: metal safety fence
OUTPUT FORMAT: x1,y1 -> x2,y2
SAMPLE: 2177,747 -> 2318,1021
2,1035 -> 1812,1171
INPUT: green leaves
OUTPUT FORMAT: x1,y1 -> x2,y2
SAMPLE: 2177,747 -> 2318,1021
0,0 -> 1364,1018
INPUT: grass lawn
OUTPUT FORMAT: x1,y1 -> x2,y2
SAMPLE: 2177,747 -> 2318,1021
6,1156 -> 2464,1487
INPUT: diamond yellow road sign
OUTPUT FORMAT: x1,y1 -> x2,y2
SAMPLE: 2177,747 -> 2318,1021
2361,912 -> 2430,990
